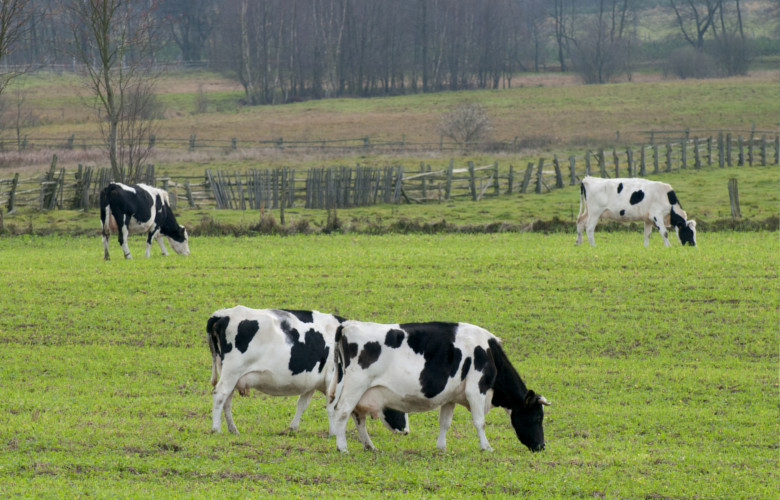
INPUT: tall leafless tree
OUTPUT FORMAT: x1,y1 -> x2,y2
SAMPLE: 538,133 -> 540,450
0,0 -> 34,97
67,0 -> 160,182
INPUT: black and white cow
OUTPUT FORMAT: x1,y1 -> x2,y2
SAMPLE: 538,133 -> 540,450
328,320 -> 549,453
100,182 -> 190,260
207,306 -> 409,436
576,176 -> 697,247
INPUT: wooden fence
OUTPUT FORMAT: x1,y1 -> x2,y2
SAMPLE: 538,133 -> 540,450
1,132 -> 777,213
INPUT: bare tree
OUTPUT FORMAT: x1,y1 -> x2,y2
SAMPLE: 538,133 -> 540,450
67,0 -> 159,182
670,0 -> 721,49
436,103 -> 492,149
158,0 -> 218,64
569,0 -> 634,84
0,0 -> 33,97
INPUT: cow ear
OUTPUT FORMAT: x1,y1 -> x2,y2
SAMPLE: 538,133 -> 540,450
524,390 -> 537,406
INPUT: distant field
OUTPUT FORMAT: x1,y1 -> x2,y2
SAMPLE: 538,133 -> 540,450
0,233 -> 776,497
1,69 -> 777,176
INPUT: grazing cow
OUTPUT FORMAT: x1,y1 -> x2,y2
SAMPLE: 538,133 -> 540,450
328,321 -> 549,453
207,306 -> 409,435
100,182 -> 190,260
576,176 -> 697,247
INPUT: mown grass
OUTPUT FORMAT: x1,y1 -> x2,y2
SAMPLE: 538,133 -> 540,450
0,232 -> 776,498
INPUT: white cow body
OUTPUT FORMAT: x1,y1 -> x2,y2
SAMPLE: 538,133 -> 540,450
576,176 -> 696,247
328,320 -> 548,453
207,307 -> 408,435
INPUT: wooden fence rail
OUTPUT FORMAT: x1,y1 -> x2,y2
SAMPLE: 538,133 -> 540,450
1,133 -> 777,214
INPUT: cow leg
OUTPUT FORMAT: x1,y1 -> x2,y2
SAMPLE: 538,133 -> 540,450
643,220 -> 654,247
223,391 -> 239,434
584,212 -> 601,247
119,223 -> 132,259
289,389 -> 315,431
575,212 -> 587,245
332,384 -> 368,452
652,215 -> 671,247
211,374 -> 241,433
466,394 -> 493,451
352,412 -> 375,451
153,228 -> 170,256
102,232 -> 111,260
436,402 -> 456,450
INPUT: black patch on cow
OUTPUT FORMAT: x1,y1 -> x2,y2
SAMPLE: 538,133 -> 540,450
667,190 -> 679,207
617,182 -> 623,194
580,182 -> 587,201
358,341 -> 382,369
403,322 -> 463,398
333,314 -> 348,324
235,320 -> 258,353
629,190 -> 645,205
280,320 -> 330,375
460,357 -> 472,381
211,316 -> 233,360
382,408 -> 407,432
619,209 -> 626,216
277,309 -> 314,324
473,345 -> 496,394
473,346 -> 488,371
669,208 -> 685,228
384,328 -> 405,348
486,338 -> 527,409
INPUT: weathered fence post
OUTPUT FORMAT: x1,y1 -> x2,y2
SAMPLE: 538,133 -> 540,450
493,161 -> 500,196
760,135 -> 767,166
468,161 -> 477,200
568,156 -> 576,185
726,133 -> 733,167
728,178 -> 741,218
598,148 -> 607,177
445,160 -> 453,199
626,147 -> 634,177
694,137 -> 701,169
585,151 -> 591,176
520,163 -> 533,194
653,143 -> 659,173
737,135 -> 744,166
7,173 -> 19,213
639,146 -> 646,176
718,132 -> 725,168
553,155 -> 563,188
507,164 -> 514,195
665,142 -> 672,172
681,138 -> 687,168
774,135 -> 779,165
420,162 -> 427,199
613,148 -> 619,178
189,134 -> 196,151
707,136 -> 713,166
535,158 -> 545,194
748,131 -> 754,167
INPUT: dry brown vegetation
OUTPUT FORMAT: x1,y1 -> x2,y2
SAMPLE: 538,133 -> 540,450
1,70 -> 777,175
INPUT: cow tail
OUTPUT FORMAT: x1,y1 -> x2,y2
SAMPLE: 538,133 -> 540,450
206,316 -> 223,387
577,182 -> 587,219
328,325 -> 347,407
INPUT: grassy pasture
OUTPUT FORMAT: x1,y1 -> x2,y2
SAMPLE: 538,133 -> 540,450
0,232 -> 776,498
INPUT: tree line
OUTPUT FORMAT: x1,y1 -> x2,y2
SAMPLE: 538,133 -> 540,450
1,1 -> 775,103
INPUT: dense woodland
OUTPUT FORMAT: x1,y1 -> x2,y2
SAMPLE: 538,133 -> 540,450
1,0 -> 777,103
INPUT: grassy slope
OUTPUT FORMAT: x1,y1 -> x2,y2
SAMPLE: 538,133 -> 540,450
0,233 -> 776,498
5,70 -> 778,158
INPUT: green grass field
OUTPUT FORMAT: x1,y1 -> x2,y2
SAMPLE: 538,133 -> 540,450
0,232 -> 776,498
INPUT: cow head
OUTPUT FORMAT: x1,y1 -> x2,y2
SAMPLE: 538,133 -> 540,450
510,390 -> 550,452
676,220 -> 697,247
167,225 -> 190,255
